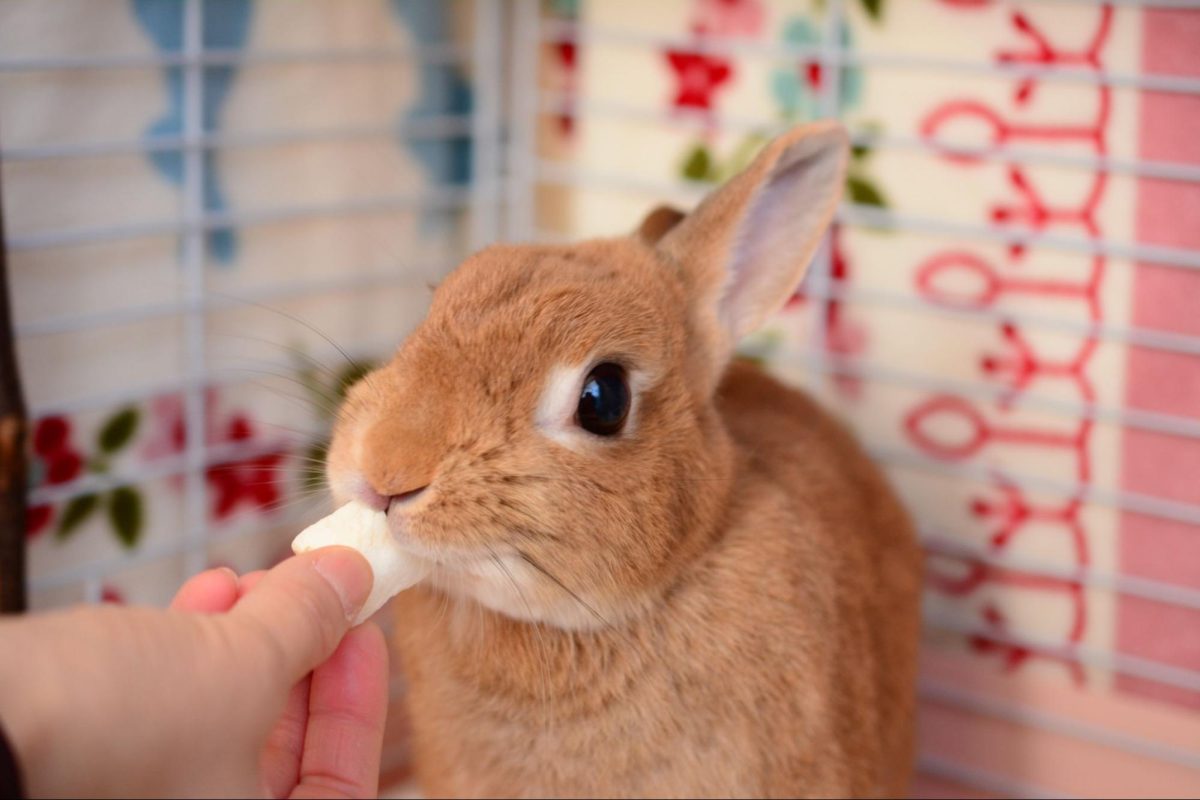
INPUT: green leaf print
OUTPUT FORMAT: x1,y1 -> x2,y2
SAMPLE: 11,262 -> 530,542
56,493 -> 99,540
98,408 -> 139,454
681,144 -> 714,182
846,174 -> 888,208
108,486 -> 144,549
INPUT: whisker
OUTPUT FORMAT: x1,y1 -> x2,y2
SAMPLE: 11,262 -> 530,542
485,544 -> 556,729
210,331 -> 344,383
512,548 -> 613,629
207,289 -> 357,369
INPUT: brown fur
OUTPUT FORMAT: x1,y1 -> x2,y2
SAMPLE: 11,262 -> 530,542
325,123 -> 923,797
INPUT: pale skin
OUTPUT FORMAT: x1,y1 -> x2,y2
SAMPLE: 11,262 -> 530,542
0,546 -> 388,799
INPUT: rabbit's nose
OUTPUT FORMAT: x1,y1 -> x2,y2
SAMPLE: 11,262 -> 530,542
362,416 -> 447,501
356,483 -> 389,511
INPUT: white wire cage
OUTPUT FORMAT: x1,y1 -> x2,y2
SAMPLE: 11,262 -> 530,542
3,0 -> 1200,797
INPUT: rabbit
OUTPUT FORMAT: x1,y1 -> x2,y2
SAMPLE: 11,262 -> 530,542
324,121 -> 923,798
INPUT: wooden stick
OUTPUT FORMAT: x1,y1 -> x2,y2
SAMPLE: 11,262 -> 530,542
0,153 -> 28,614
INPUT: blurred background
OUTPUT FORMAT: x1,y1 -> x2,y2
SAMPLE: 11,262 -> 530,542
1,0 -> 1198,796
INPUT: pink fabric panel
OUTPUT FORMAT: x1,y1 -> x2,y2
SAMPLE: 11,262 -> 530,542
1119,8 -> 1200,710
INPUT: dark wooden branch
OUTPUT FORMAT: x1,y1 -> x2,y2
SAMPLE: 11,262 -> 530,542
0,151 -> 28,614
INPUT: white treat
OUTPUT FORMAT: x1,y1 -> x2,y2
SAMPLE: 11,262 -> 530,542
292,501 -> 429,625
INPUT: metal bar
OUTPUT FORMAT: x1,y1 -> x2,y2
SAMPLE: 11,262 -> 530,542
805,0 -> 842,403
181,0 -> 208,578
0,43 -> 469,72
505,0 -> 540,241
916,753 -> 1065,800
4,187 -> 475,251
537,21 -> 1200,96
0,115 -> 474,162
27,331 -> 399,419
919,681 -> 1200,773
925,609 -> 1200,695
536,93 -> 1200,185
920,531 -> 1200,613
15,264 -> 448,338
842,203 -> 1200,273
468,0 -> 503,250
775,349 -> 1200,444
829,282 -> 1200,361
873,443 -> 1200,529
866,130 -> 1200,185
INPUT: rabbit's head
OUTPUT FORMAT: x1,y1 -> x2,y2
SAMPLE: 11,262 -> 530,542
326,122 -> 848,629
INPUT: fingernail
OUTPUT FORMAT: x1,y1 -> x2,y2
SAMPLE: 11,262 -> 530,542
313,547 -> 374,620
216,566 -> 238,583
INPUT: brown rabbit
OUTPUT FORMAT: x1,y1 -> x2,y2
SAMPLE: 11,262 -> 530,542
325,121 -> 923,798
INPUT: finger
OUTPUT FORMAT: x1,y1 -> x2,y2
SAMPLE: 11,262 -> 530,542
170,567 -> 240,613
229,548 -> 373,685
290,622 -> 388,800
260,675 -> 311,800
238,570 -> 267,599
243,568 -> 311,799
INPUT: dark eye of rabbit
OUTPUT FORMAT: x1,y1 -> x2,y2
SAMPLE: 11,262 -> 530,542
576,362 -> 630,436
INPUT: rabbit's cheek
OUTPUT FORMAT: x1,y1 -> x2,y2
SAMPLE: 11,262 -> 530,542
430,554 -> 534,616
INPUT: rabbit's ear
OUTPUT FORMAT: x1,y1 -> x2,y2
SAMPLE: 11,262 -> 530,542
657,122 -> 848,373
636,205 -> 686,245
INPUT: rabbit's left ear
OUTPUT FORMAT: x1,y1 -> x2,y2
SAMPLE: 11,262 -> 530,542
656,122 -> 848,373
635,205 -> 686,244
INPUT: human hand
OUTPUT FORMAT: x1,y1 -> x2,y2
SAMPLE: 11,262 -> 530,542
0,547 -> 388,798
170,559 -> 389,799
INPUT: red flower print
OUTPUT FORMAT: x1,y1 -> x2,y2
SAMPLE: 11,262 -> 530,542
228,414 -> 253,442
555,40 -> 578,135
665,30 -> 733,113
142,390 -> 288,522
28,414 -> 87,511
695,0 -> 765,39
805,61 -> 823,91
556,39 -> 576,70
45,451 -> 83,485
207,452 -> 284,520
25,504 -> 53,539
33,416 -> 69,455
208,464 -> 242,519
140,389 -> 221,462
206,414 -> 286,519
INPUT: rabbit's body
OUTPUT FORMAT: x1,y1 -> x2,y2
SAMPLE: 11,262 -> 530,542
326,123 -> 922,797
394,360 -> 920,798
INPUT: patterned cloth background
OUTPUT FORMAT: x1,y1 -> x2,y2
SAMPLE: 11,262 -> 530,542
4,0 -> 471,606
2,0 -> 1199,797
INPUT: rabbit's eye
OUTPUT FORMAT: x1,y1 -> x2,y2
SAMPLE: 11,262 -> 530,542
576,362 -> 630,437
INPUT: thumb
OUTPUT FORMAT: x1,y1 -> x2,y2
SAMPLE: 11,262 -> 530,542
231,547 -> 374,684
